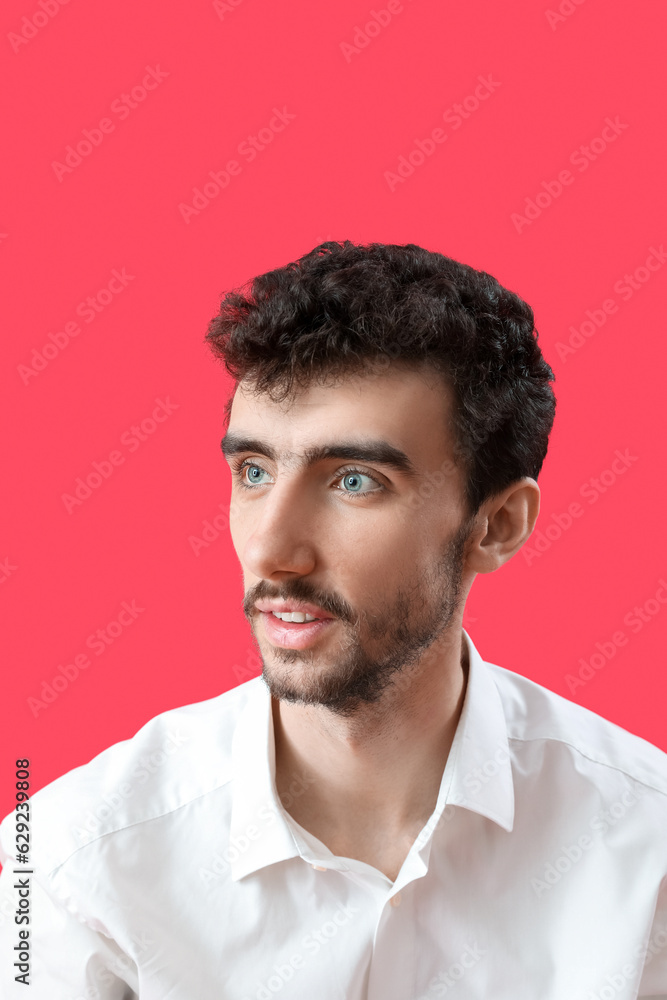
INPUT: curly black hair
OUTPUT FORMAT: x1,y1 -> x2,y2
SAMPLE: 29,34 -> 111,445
205,241 -> 556,516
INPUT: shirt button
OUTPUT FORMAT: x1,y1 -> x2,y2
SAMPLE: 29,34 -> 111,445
390,893 -> 402,907
312,864 -> 328,871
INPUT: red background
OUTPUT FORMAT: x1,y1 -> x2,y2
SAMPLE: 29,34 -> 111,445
1,0 -> 666,824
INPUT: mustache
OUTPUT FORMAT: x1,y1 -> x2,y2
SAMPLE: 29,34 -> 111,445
243,579 -> 355,623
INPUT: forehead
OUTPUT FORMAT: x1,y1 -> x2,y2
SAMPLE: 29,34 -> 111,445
227,365 -> 460,475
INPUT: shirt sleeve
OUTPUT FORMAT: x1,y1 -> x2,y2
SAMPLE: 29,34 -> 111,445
637,877 -> 667,999
0,860 -> 138,999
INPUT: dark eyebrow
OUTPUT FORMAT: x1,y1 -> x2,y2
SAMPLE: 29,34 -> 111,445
220,433 -> 419,479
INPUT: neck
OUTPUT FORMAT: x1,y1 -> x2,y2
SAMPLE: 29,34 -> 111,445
270,625 -> 469,863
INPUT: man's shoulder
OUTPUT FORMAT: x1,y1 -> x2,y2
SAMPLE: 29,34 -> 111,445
486,657 -> 667,797
0,675 -> 265,875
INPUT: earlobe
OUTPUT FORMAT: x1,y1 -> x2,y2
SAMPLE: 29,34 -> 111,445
466,479 -> 540,574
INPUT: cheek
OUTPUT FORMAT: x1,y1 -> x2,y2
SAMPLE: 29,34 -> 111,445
332,520 -> 419,589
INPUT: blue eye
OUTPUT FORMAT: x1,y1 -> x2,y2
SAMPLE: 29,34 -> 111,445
340,471 -> 377,494
232,459 -> 382,498
246,465 -> 266,483
238,463 -> 271,488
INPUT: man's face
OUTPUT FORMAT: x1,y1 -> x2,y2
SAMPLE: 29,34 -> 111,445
223,364 -> 475,716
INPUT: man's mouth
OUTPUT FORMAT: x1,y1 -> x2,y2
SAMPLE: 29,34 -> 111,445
258,610 -> 336,649
269,611 -> 321,623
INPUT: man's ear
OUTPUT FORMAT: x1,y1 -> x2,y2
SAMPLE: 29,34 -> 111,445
465,478 -> 541,574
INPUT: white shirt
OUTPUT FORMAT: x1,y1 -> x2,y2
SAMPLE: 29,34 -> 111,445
1,629 -> 666,1000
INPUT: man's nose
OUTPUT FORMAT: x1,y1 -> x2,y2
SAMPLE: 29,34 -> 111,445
241,481 -> 319,580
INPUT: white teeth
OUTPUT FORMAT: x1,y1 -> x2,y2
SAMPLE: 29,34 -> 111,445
271,611 -> 319,623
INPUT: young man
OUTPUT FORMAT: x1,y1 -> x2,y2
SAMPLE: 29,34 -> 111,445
1,241 -> 666,999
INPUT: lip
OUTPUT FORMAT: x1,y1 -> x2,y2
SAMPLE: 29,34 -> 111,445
259,610 -> 336,649
254,599 -> 335,620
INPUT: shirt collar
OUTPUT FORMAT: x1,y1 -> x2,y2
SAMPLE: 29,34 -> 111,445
229,676 -> 302,881
229,628 -> 514,881
439,628 -> 515,833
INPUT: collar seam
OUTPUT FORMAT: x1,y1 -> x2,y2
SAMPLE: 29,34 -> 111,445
41,776 -> 234,876
504,734 -> 667,798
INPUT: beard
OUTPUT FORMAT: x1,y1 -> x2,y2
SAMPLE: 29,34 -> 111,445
243,517 -> 472,718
